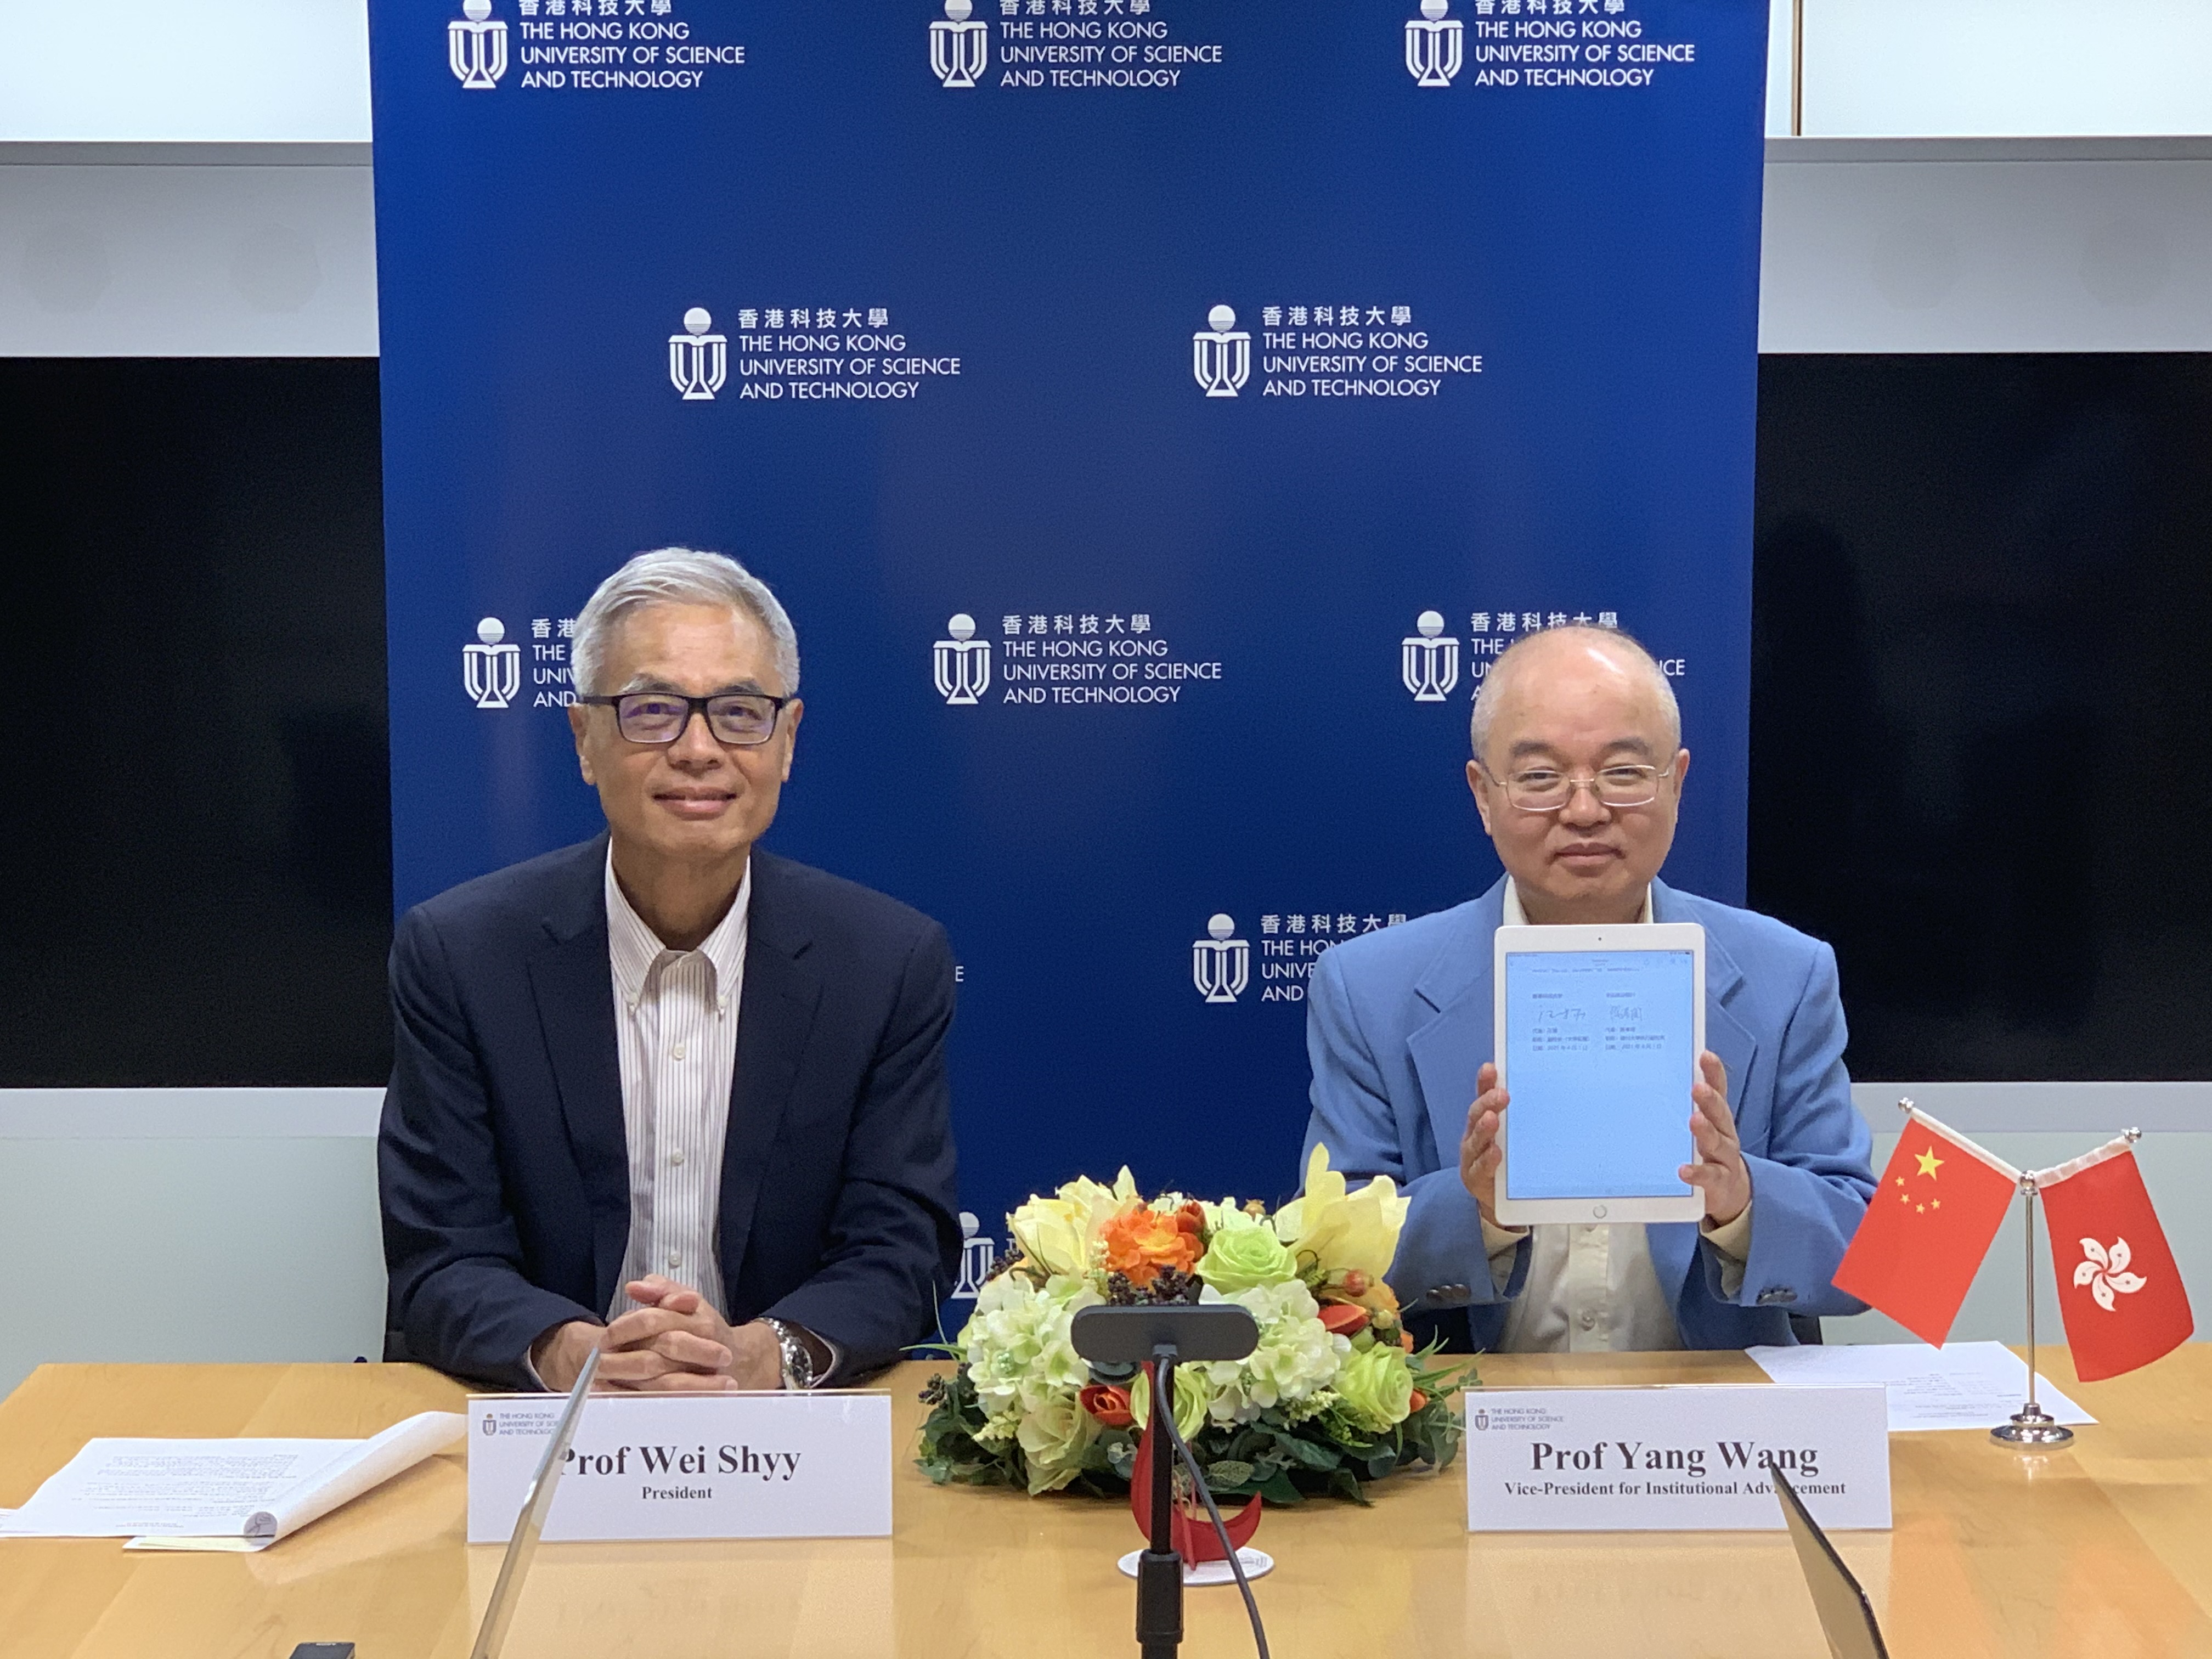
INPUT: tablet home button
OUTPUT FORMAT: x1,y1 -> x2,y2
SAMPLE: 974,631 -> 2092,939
1592,1204 -> 1609,1220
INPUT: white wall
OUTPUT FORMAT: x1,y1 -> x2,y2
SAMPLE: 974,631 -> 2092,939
1759,138 -> 2212,352
0,148 -> 377,356
0,0 -> 370,143
0,1093 -> 386,1396
1777,0 -> 2212,138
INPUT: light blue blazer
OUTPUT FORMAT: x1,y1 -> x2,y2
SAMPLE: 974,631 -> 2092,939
1302,877 -> 1875,1350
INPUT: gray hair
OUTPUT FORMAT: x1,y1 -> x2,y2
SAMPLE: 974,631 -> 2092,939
571,548 -> 800,697
1468,624 -> 1680,764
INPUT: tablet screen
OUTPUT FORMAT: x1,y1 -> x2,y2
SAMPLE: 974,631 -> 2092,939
1503,948 -> 1697,1200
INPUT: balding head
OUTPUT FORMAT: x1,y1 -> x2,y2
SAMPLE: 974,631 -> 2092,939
1464,624 -> 1689,926
1469,625 -> 1680,768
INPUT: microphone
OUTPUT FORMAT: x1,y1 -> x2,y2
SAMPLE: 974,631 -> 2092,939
1069,1304 -> 1260,1367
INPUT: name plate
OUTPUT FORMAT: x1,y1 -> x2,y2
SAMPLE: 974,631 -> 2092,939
467,1391 -> 893,1543
1464,1385 -> 1890,1532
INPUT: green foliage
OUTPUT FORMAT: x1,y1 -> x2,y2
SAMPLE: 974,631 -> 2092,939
914,1368 -> 1016,1488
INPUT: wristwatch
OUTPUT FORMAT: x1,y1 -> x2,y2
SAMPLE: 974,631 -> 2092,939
762,1318 -> 819,1391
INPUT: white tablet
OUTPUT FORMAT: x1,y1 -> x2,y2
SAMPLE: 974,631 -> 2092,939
1492,922 -> 1706,1227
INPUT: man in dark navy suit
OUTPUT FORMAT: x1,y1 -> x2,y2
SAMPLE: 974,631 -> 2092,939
380,548 -> 960,1391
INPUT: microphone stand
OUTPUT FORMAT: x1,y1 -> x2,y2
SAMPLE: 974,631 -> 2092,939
1069,1302 -> 1259,1659
1136,1346 -> 1183,1659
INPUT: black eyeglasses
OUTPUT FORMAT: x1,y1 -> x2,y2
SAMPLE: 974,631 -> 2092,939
578,691 -> 792,747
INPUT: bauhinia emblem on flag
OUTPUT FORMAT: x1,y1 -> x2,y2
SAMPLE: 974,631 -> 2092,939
2036,1139 -> 2193,1381
2073,1237 -> 2144,1312
1832,1107 -> 2020,1347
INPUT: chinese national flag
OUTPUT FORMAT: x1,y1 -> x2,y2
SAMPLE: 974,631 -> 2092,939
1832,1111 -> 2019,1346
2037,1142 -> 2194,1381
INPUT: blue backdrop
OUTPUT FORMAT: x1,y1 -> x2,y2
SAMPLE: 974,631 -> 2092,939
370,0 -> 1768,1271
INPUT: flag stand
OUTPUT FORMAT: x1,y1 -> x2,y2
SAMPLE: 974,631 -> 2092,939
1991,1173 -> 2074,1448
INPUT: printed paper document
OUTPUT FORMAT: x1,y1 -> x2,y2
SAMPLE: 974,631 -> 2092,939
0,1411 -> 463,1548
1747,1340 -> 2094,1431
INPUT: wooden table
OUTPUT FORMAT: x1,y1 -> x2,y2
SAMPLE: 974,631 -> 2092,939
3,1348 -> 2209,1658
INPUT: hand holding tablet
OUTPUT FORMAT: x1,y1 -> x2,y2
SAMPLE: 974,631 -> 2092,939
1681,1049 -> 1750,1224
1458,1063 -> 1510,1220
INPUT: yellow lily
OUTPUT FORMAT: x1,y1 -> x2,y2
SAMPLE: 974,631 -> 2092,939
1273,1144 -> 1409,1303
1009,1167 -> 1137,1279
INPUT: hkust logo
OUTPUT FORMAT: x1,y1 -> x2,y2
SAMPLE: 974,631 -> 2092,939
932,614 -> 991,705
929,0 -> 989,88
669,307 -> 727,400
1402,610 -> 1461,702
449,0 -> 510,89
1405,0 -> 1463,88
1193,914 -> 1251,1005
950,1212 -> 998,1298
464,618 -> 521,710
1192,305 -> 1250,398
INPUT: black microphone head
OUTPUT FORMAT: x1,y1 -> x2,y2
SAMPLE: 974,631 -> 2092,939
1069,1304 -> 1260,1365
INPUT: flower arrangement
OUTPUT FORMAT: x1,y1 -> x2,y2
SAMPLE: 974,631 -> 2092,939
917,1146 -> 1468,1505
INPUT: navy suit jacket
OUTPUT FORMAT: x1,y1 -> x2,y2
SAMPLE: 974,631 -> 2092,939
1303,877 -> 1875,1352
379,835 -> 962,1389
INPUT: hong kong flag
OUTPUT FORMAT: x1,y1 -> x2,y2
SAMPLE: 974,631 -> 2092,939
2037,1141 -> 2194,1381
1832,1109 -> 2020,1346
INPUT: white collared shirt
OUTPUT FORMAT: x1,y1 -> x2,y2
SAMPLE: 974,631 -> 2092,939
1481,878 -> 1752,1352
604,849 -> 751,1321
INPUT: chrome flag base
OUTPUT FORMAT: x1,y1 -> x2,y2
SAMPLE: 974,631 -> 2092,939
1991,1406 -> 2074,1447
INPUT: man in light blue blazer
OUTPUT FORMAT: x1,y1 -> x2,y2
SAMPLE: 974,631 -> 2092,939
1303,625 -> 1874,1351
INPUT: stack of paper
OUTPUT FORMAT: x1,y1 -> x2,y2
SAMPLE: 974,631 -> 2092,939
1747,1340 -> 2095,1432
0,1410 -> 464,1551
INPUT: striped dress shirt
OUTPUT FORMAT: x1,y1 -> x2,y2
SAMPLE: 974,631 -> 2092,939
605,850 -> 751,1321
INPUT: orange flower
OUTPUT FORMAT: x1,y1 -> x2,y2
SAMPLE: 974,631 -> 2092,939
1408,1390 -> 1429,1414
1318,1302 -> 1370,1338
1080,1384 -> 1135,1427
1099,1205 -> 1203,1288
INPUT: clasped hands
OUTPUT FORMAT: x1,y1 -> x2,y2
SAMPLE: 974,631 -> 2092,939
1459,1049 -> 1751,1229
531,1274 -> 782,1393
